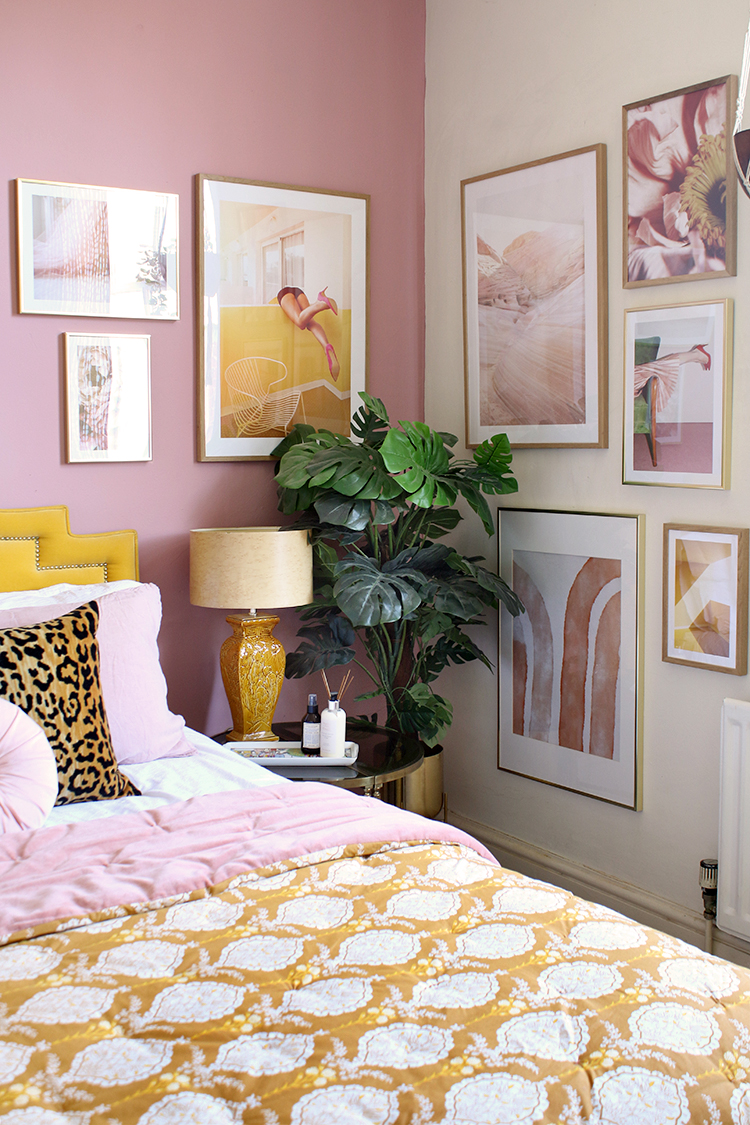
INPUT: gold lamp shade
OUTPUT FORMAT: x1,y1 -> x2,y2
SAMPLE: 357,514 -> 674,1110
190,527 -> 313,742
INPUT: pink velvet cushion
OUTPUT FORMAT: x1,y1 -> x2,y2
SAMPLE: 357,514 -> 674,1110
0,584 -> 195,765
0,700 -> 58,832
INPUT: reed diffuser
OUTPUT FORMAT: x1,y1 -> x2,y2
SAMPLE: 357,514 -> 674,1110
320,670 -> 350,757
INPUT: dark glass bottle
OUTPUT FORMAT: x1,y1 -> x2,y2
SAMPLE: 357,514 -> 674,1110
301,693 -> 321,755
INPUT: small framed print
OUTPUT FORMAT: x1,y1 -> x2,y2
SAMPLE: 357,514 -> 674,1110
197,174 -> 368,461
498,507 -> 643,810
663,524 -> 748,675
623,299 -> 732,488
623,75 -> 737,287
64,333 -> 152,463
17,179 -> 178,319
461,144 -> 608,449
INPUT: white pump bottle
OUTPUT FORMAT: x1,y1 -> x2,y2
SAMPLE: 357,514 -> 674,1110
320,692 -> 347,757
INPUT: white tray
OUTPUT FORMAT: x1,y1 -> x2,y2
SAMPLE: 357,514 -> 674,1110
226,740 -> 359,766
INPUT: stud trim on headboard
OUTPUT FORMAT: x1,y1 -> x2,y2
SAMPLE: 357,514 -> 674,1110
0,536 -> 109,580
0,507 -> 138,591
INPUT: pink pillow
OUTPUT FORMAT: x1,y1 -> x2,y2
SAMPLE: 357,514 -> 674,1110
0,584 -> 195,765
0,701 -> 58,832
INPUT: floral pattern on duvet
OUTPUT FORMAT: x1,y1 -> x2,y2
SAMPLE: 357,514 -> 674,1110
1,842 -> 750,1123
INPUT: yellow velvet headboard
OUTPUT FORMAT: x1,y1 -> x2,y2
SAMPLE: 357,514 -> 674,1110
0,507 -> 138,592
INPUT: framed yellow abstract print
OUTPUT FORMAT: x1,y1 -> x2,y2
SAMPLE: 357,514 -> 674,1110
663,524 -> 748,675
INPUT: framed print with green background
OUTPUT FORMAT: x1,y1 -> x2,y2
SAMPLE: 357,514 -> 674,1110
197,175 -> 368,461
64,333 -> 151,463
663,524 -> 748,675
17,179 -> 178,319
498,508 -> 643,809
623,75 -> 737,287
623,299 -> 732,488
461,144 -> 608,449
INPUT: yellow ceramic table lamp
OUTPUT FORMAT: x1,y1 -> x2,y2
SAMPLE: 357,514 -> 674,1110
190,527 -> 313,742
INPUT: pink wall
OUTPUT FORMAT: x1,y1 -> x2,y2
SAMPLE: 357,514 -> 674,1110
0,0 -> 426,735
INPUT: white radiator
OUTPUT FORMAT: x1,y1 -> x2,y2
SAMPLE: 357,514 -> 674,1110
719,699 -> 750,941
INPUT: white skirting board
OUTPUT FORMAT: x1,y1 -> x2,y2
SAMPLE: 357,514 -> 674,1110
448,810 -> 750,968
719,699 -> 750,942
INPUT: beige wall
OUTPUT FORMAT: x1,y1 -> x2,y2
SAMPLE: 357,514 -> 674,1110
425,0 -> 750,920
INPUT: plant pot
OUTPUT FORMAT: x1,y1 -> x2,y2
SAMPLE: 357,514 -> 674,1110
404,743 -> 444,819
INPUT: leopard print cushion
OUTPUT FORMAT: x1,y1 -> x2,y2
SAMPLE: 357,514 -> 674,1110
0,602 -> 140,806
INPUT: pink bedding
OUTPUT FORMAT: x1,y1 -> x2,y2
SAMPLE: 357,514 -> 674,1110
0,782 -> 495,938
6,784 -> 750,1122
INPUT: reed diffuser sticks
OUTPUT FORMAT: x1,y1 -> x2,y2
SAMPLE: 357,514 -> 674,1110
321,668 -> 353,704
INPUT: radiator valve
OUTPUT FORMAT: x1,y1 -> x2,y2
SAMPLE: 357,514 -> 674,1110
699,858 -> 718,918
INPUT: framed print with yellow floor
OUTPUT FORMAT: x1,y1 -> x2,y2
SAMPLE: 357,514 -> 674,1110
197,175 -> 368,461
663,523 -> 748,675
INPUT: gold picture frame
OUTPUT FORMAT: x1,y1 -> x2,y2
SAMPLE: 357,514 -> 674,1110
17,179 -> 178,319
461,144 -> 608,449
196,174 -> 369,462
663,523 -> 748,675
623,75 -> 737,287
498,507 -> 643,810
622,298 -> 733,488
64,332 -> 152,463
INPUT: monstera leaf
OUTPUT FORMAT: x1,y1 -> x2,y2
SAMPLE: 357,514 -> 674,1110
392,684 -> 453,747
450,554 -> 524,617
275,431 -> 342,489
271,424 -> 318,463
452,477 -> 494,536
471,433 -> 516,490
306,444 -> 404,501
420,627 -> 492,681
380,422 -> 457,508
314,492 -> 373,531
277,481 -> 320,516
351,393 -> 391,446
333,555 -> 428,626
420,508 -> 462,538
285,615 -> 356,678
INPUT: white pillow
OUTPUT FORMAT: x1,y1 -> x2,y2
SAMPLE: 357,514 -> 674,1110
0,701 -> 58,832
0,579 -> 140,609
0,583 -> 194,765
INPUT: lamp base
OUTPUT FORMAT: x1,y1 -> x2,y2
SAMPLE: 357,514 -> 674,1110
220,613 -> 285,741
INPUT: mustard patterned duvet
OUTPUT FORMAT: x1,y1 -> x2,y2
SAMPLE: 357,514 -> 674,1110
3,817 -> 750,1124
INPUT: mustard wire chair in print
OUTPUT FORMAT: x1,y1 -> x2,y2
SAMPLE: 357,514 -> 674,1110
223,358 -> 302,437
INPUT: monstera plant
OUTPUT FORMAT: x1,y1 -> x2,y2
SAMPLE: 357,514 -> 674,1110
272,394 -> 524,745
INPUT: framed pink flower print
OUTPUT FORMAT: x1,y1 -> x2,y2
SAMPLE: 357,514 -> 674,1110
623,76 -> 737,287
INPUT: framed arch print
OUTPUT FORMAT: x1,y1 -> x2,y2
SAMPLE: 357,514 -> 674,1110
498,507 -> 643,809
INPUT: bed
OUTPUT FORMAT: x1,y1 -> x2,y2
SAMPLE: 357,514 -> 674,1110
2,507 -> 750,1124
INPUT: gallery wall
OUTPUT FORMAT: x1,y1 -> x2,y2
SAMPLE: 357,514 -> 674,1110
0,0 -> 426,735
425,0 -> 750,936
